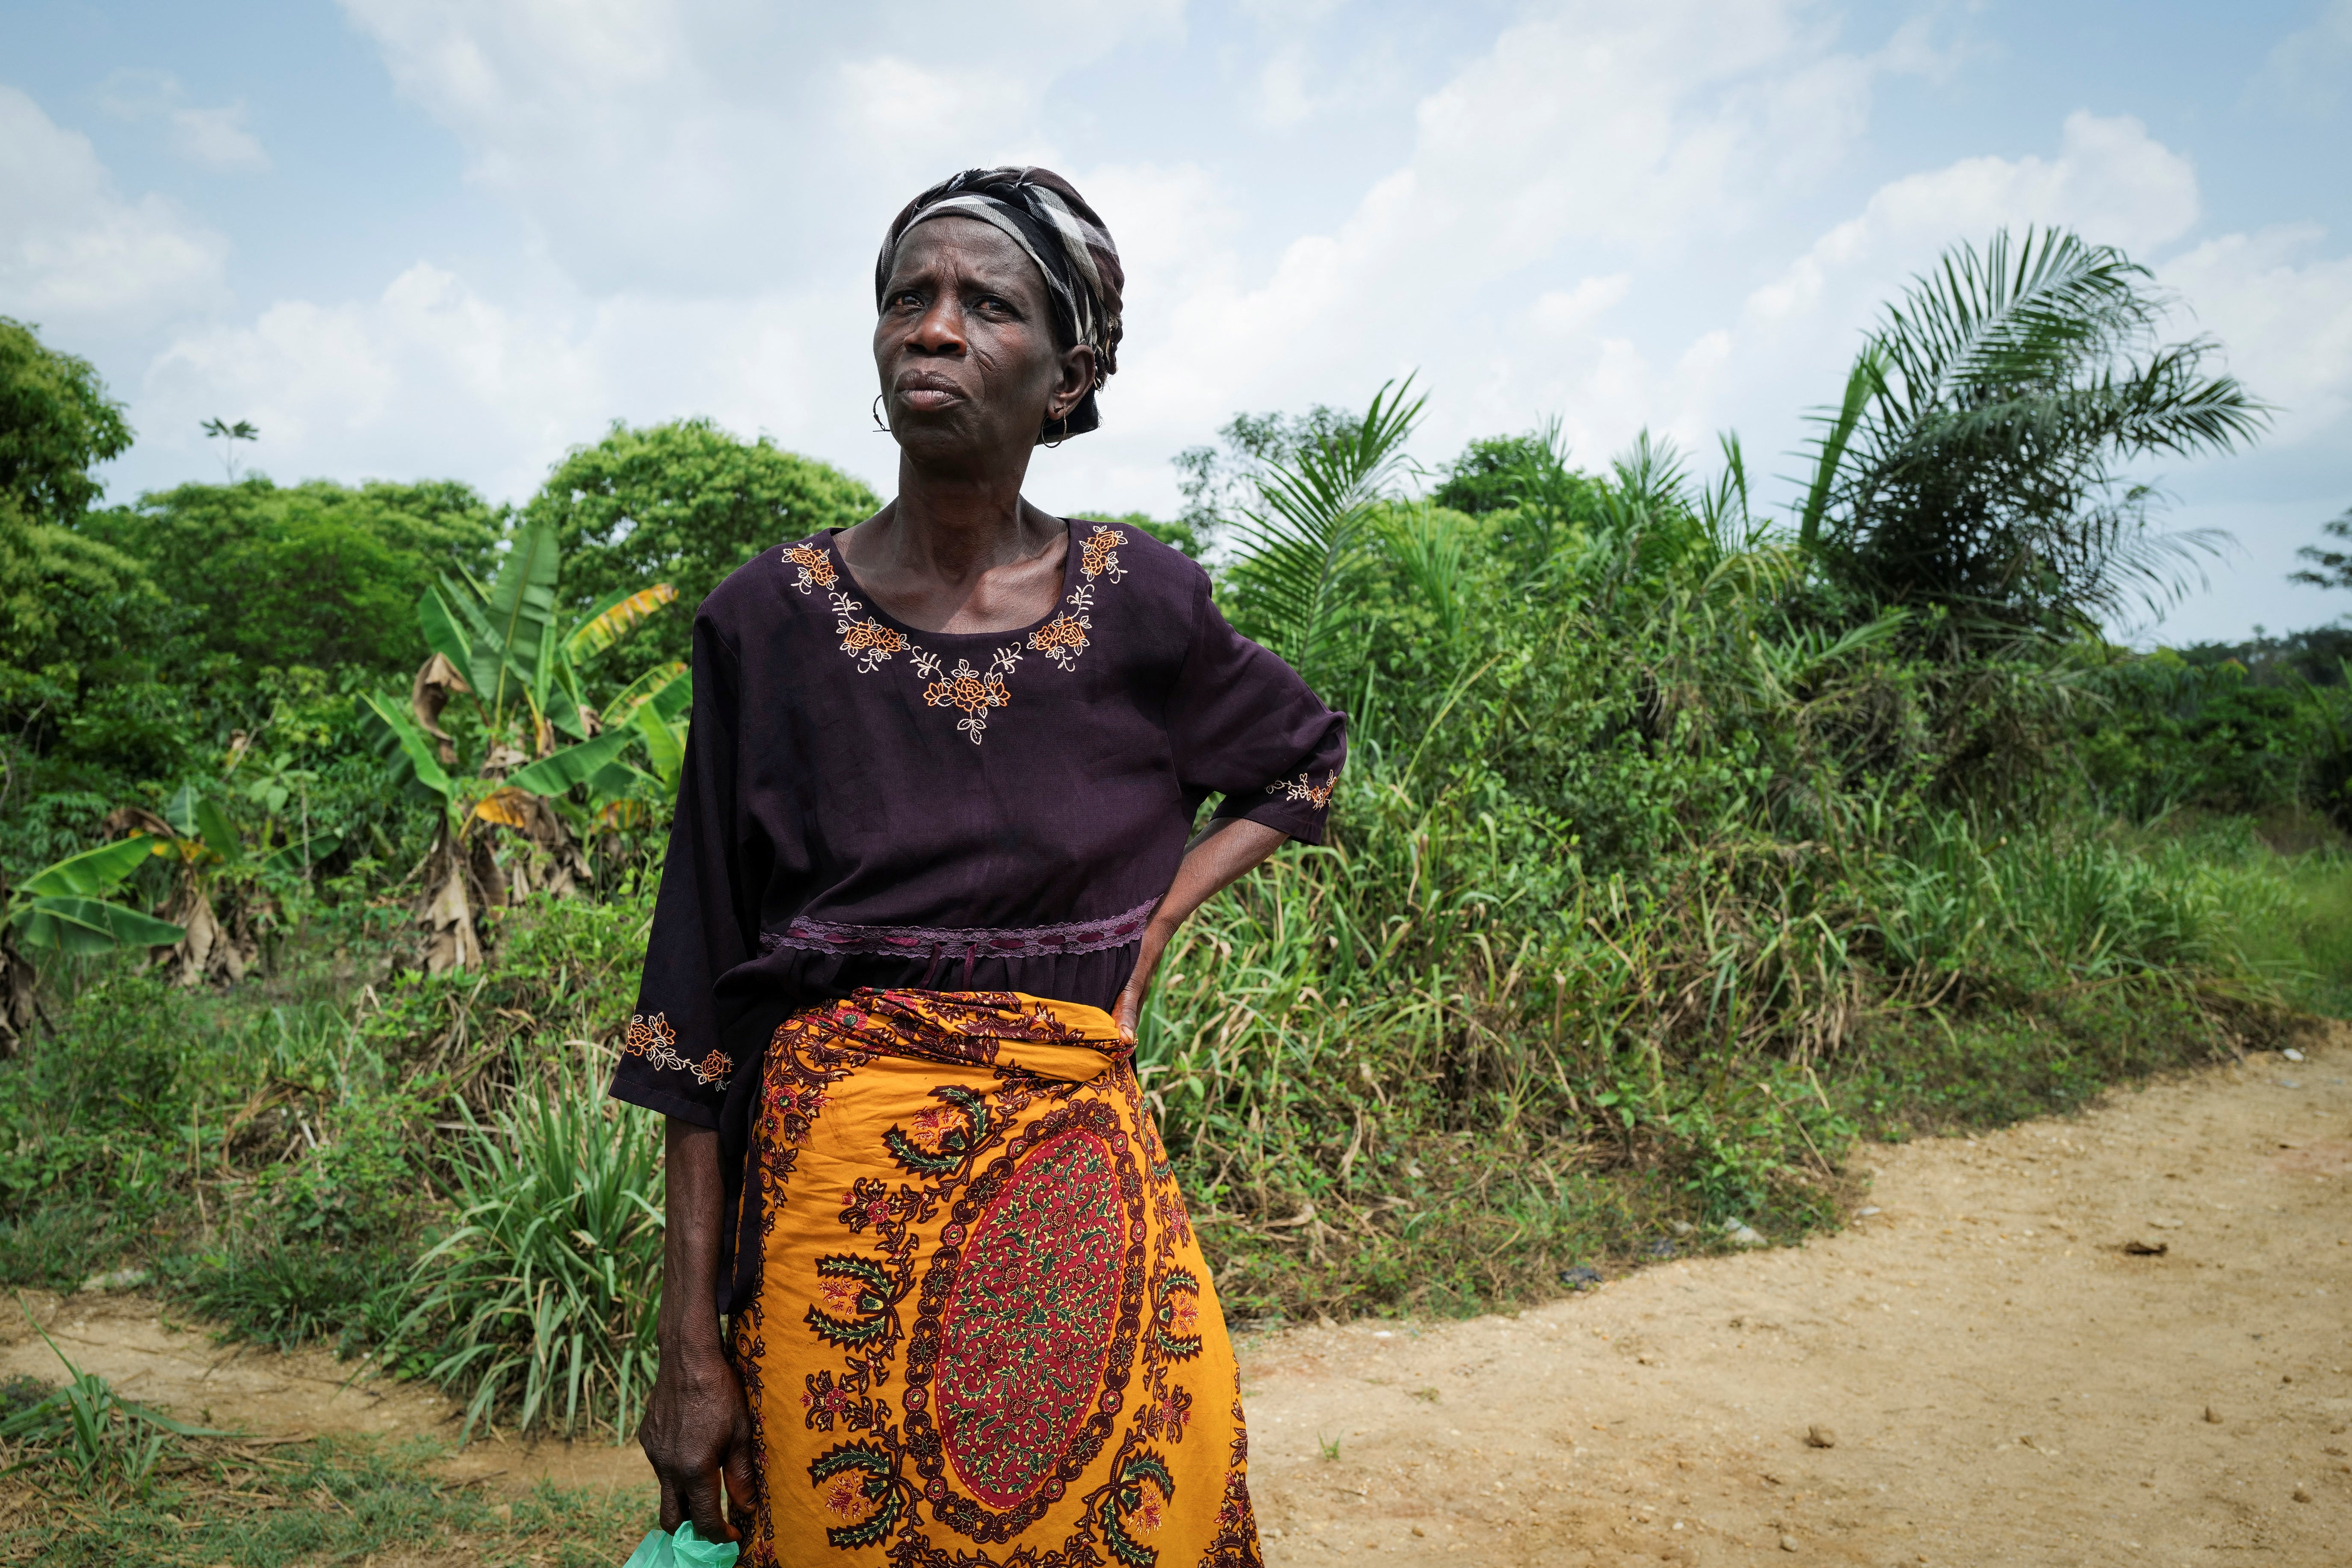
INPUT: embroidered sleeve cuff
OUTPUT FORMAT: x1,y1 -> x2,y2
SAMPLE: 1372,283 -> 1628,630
609,1010 -> 734,1124
1213,768 -> 1338,846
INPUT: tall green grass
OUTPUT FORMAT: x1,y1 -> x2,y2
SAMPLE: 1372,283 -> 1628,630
398,1048 -> 664,1442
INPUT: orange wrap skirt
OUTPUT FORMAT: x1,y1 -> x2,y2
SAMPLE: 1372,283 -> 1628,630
731,989 -> 1263,1568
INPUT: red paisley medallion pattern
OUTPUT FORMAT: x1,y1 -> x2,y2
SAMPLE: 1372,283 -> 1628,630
936,1128 -> 1128,1507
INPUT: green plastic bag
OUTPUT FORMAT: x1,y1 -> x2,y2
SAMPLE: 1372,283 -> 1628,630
621,1521 -> 741,1568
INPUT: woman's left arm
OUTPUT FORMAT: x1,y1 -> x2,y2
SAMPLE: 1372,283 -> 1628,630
1113,816 -> 1289,1044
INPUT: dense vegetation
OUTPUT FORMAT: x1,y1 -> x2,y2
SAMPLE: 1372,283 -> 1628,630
3,227 -> 2350,1523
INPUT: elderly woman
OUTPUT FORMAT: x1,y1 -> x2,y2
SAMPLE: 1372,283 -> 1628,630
613,166 -> 1342,1568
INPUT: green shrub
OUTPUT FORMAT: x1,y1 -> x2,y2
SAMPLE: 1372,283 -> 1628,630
398,1051 -> 663,1441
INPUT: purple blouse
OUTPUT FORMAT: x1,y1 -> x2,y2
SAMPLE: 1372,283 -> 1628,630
608,519 -> 1344,1300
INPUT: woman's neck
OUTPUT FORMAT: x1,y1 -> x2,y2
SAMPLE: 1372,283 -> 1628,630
834,452 -> 1069,635
875,451 -> 1054,577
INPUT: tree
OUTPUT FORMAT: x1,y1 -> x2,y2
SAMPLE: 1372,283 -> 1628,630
525,419 -> 878,669
85,477 -> 502,675
1432,418 -> 1607,564
0,320 -> 162,734
1172,402 -> 1363,553
1798,228 -> 2269,647
200,417 -> 258,481
0,318 -> 130,526
2288,505 -> 2352,594
1222,378 -> 1424,689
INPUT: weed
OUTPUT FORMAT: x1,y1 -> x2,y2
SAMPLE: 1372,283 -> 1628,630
0,1316 -> 230,1497
399,1047 -> 664,1441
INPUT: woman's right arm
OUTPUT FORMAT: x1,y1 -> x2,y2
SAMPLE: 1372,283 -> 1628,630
640,1116 -> 753,1540
609,611 -> 757,1533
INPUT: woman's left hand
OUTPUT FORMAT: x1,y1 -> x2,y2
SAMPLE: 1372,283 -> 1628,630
1114,818 -> 1289,1045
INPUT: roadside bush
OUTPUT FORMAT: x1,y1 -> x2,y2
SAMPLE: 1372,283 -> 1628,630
397,1052 -> 663,1441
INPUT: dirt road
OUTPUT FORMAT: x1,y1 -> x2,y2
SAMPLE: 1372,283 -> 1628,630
1242,1038 -> 2352,1565
10,1039 -> 2347,1565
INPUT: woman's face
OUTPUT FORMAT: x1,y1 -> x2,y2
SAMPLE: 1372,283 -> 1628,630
874,216 -> 1094,468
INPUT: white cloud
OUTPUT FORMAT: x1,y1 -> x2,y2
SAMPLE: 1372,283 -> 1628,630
133,252 -> 889,503
1745,111 -> 2200,339
1531,275 -> 1632,337
0,86 -> 229,334
166,103 -> 270,172
2163,224 -> 2352,444
97,69 -> 271,172
1079,0 -> 1887,470
335,0 -> 1184,294
1253,50 -> 1317,129
142,262 -> 611,496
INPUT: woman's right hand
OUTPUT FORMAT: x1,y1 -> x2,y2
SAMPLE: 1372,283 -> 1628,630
641,1336 -> 754,1540
645,1116 -> 754,1541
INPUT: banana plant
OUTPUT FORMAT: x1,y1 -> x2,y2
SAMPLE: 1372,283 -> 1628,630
5,836 -> 183,956
415,520 -> 677,760
0,836 -> 185,1053
107,785 -> 340,986
360,520 -> 684,970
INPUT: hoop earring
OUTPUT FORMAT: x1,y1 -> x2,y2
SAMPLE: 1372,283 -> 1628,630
1042,413 -> 1070,450
871,393 -> 889,433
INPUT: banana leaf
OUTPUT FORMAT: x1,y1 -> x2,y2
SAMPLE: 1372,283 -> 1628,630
603,662 -> 689,729
504,729 -> 635,797
482,522 -> 563,712
21,836 -> 163,899
194,797 -> 240,862
14,895 -> 184,956
420,583 -> 477,674
633,703 -> 686,793
359,692 -> 456,800
566,584 -> 678,661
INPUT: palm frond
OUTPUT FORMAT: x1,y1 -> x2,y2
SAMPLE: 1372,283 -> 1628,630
1807,225 -> 2270,644
1226,375 -> 1426,679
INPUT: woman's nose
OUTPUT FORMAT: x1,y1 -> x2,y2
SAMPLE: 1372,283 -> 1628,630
907,296 -> 966,354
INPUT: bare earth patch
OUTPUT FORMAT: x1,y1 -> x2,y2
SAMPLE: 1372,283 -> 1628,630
1239,1037 -> 2352,1564
10,1036 -> 2350,1565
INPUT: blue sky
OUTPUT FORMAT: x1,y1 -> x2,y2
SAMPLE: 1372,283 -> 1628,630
6,0 -> 2349,644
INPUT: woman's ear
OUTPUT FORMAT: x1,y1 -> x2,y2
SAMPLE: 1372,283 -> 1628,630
1047,343 -> 1098,422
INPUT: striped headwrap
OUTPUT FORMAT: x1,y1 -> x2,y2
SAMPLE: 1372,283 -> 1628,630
877,166 -> 1124,441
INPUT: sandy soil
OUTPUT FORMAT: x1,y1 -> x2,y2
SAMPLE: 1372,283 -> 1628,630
1242,1038 -> 2352,1566
11,1038 -> 2347,1565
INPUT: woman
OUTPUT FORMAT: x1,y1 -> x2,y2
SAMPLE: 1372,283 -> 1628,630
614,166 -> 1342,1568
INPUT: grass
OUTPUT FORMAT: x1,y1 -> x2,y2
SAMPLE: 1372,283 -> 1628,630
0,1430 -> 652,1567
399,1049 -> 665,1443
0,1303 -> 648,1565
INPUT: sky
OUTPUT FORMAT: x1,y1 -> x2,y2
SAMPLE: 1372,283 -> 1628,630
4,0 -> 2349,645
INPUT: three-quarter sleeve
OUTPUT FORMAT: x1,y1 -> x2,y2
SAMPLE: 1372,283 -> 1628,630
609,613 -> 750,1126
1166,582 -> 1348,844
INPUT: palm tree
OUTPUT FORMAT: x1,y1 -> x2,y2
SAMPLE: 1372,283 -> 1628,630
1222,377 -> 1424,690
1797,227 -> 2269,649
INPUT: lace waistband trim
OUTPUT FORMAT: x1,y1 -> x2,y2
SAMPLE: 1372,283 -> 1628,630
760,897 -> 1158,961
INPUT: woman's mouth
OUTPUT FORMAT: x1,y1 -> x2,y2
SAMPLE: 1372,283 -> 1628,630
896,375 -> 963,412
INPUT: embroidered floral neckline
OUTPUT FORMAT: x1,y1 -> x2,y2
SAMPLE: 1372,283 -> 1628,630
782,523 -> 1127,744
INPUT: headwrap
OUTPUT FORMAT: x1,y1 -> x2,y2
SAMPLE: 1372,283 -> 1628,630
876,166 -> 1124,441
